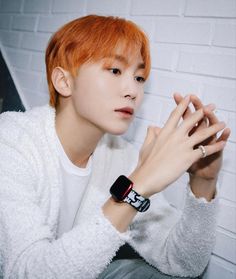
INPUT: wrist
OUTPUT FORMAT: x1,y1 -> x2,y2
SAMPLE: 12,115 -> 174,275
102,197 -> 137,232
189,174 -> 217,201
128,171 -> 151,198
189,174 -> 218,185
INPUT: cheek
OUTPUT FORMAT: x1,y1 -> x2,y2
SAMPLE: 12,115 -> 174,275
72,81 -> 108,116
136,90 -> 144,108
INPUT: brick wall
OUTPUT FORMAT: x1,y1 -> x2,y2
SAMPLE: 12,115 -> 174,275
0,0 -> 235,278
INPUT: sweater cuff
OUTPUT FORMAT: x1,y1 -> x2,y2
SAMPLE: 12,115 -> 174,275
182,184 -> 219,233
100,207 -> 131,242
59,207 -> 130,278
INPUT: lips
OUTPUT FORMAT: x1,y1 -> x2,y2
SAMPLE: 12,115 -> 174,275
115,107 -> 134,115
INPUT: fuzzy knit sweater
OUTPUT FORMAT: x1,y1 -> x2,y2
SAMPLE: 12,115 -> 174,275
0,104 -> 219,279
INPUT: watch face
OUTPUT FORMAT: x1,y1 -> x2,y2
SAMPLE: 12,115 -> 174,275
110,175 -> 133,201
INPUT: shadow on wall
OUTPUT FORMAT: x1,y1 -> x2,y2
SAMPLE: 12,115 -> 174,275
0,51 -> 25,113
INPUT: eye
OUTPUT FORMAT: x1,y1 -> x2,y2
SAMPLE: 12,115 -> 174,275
135,76 -> 145,83
109,68 -> 121,75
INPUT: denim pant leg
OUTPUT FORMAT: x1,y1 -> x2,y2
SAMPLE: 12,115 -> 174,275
97,259 -> 199,279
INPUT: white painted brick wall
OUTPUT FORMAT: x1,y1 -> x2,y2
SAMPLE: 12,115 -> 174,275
5,48 -> 31,70
52,0 -> 85,13
23,0 -> 52,13
154,18 -> 212,45
0,0 -> 23,13
130,0 -> 181,16
0,30 -> 21,47
214,229 -> 236,264
86,0 -> 130,15
219,172 -> 236,203
213,23 -> 236,48
21,33 -> 51,52
178,51 -> 236,79
31,52 -> 46,72
0,0 -> 235,278
38,15 -> 71,33
12,15 -> 37,32
185,0 -> 236,18
0,14 -> 12,29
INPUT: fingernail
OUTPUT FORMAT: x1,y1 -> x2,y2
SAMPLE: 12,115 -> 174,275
184,95 -> 190,100
174,92 -> 180,96
220,121 -> 226,126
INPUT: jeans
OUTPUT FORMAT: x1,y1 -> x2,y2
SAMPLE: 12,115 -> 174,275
97,259 -> 199,279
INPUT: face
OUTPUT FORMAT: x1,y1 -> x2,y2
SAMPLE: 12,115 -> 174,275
68,50 -> 146,135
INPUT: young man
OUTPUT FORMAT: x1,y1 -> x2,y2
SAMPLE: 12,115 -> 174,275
0,15 -> 230,279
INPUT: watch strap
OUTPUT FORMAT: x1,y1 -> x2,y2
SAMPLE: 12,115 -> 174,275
124,188 -> 150,212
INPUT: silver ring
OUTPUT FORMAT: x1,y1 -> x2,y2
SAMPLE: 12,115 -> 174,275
198,145 -> 207,158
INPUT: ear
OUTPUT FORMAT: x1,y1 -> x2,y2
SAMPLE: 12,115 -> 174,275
51,67 -> 73,97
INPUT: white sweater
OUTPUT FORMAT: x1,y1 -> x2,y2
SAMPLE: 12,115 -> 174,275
0,105 -> 219,279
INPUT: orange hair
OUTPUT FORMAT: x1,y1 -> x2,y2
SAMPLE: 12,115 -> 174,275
45,15 -> 151,107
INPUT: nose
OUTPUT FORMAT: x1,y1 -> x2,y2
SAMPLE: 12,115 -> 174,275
124,94 -> 136,100
122,78 -> 139,100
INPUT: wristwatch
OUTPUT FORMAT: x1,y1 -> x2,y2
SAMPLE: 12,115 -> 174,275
110,175 -> 150,212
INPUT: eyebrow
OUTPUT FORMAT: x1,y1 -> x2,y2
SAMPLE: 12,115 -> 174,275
106,54 -> 145,70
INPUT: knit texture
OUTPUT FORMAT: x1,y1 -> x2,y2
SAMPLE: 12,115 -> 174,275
0,105 -> 219,278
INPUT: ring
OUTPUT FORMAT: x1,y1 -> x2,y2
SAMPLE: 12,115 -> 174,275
198,145 -> 207,158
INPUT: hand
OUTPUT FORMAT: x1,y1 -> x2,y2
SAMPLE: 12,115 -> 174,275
130,96 -> 226,198
173,93 -> 231,181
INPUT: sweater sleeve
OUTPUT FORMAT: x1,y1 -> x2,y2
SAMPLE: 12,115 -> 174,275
0,140 -> 129,279
128,185 -> 219,278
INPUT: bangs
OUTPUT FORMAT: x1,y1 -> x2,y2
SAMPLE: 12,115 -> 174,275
68,16 -> 150,78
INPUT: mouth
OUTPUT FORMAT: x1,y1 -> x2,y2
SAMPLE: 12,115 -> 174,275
115,107 -> 134,115
115,107 -> 134,118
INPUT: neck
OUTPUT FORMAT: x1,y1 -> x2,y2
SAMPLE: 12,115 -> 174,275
55,103 -> 104,168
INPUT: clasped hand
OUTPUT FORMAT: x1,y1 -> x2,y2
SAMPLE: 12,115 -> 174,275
130,94 -> 231,198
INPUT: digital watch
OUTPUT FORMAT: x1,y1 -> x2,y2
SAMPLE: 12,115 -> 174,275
110,175 -> 150,212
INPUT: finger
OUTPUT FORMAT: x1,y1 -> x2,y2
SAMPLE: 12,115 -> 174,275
190,95 -> 215,112
165,95 -> 191,130
173,93 -> 192,119
216,127 -> 231,143
202,110 -> 219,143
191,117 -> 208,136
203,108 -> 219,126
183,104 -> 219,135
192,140 -> 226,161
190,94 -> 216,123
174,94 -> 215,132
190,121 -> 226,146
190,94 -> 204,111
189,105 -> 216,136
179,108 -> 205,133
190,95 -> 215,127
195,105 -> 216,130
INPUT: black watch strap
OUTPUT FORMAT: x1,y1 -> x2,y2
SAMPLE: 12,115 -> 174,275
124,188 -> 150,212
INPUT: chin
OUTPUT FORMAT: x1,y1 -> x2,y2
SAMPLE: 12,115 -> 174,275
106,125 -> 129,136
